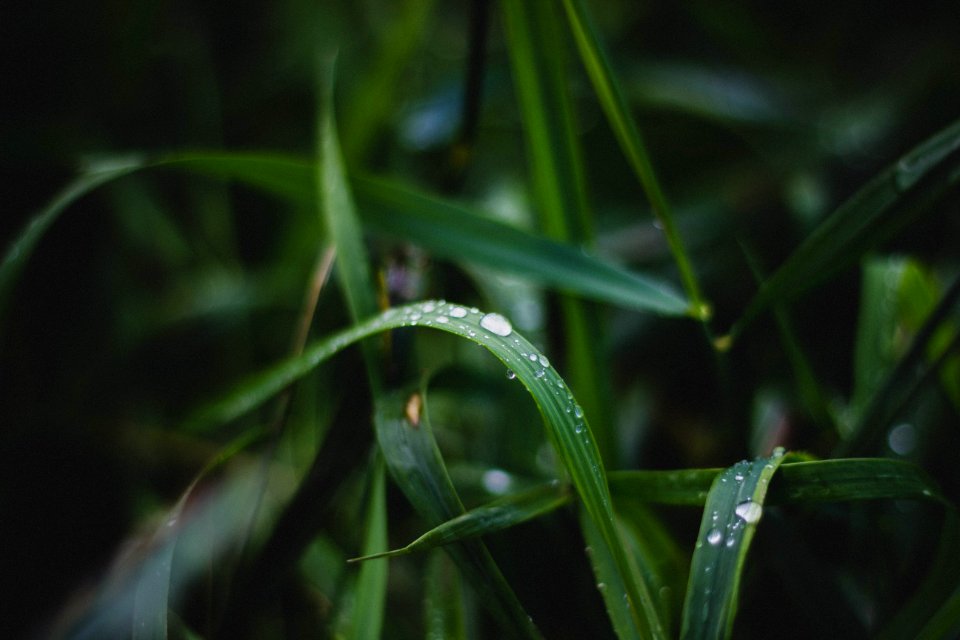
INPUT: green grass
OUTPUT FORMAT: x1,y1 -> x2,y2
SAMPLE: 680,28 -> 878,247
3,2 -> 960,639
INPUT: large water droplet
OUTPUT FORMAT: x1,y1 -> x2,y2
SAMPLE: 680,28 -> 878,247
449,306 -> 468,318
538,354 -> 550,367
505,369 -> 516,380
735,501 -> 763,524
480,312 -> 513,336
435,316 -> 449,324
706,528 -> 722,546
725,535 -> 736,548
482,468 -> 512,494
573,404 -> 583,418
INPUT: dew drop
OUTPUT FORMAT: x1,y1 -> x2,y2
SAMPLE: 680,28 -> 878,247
573,404 -> 583,419
574,423 -> 584,434
479,312 -> 513,336
449,306 -> 468,318
734,472 -> 744,482
706,528 -> 722,546
725,535 -> 736,548
505,369 -> 517,380
534,369 -> 546,379
772,446 -> 786,457
529,354 -> 538,362
435,316 -> 449,324
482,468 -> 513,494
735,501 -> 763,524
538,354 -> 550,367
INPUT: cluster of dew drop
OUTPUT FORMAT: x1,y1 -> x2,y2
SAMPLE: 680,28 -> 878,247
383,301 -> 600,481
699,447 -> 786,555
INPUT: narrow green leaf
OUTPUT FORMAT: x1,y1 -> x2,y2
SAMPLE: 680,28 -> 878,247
374,387 -> 541,639
350,455 -> 389,640
424,551 -> 467,640
0,152 -> 689,325
317,61 -> 379,326
579,511 -> 643,640
680,450 -> 788,640
354,175 -> 689,316
561,0 -> 707,316
732,117 -> 960,338
350,481 -> 570,562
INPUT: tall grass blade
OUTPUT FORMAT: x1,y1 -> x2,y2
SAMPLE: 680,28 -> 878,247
374,388 -> 541,638
349,455 -> 388,640
731,117 -> 960,339
501,0 -> 614,491
424,551 -> 467,640
680,450 -> 788,639
561,0 -> 707,316
350,481 -> 570,562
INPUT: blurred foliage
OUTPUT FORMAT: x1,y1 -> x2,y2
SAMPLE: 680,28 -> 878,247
2,1 -> 960,638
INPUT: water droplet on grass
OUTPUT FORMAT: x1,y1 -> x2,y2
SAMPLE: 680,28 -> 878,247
707,528 -> 722,545
435,316 -> 449,324
735,501 -> 763,524
449,306 -> 468,318
480,312 -> 513,336
538,354 -> 550,367
505,369 -> 516,380
573,404 -> 583,418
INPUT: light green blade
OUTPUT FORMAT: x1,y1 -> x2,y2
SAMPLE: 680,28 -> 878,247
680,451 -> 788,640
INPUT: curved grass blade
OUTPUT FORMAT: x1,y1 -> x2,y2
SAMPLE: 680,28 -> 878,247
350,480 -> 571,562
730,117 -> 960,340
374,388 -> 541,638
680,450 -> 788,640
579,511 -> 643,640
561,0 -> 707,316
182,299 -> 663,637
0,156 -> 144,327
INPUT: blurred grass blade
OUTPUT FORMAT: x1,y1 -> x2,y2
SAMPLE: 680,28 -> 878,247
355,175 -> 689,316
500,0 -> 616,468
318,60 -> 379,326
617,503 -> 690,637
0,152 -> 690,324
424,551 -> 467,640
680,450 -> 788,640
374,388 -> 541,638
731,117 -> 960,339
350,455 -> 388,640
0,157 -> 144,327
561,0 -> 706,316
350,481 -> 570,562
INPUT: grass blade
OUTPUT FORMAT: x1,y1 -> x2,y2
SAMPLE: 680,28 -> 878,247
0,157 -> 143,327
349,455 -> 388,640
561,0 -> 707,316
350,481 -> 570,562
680,450 -> 788,640
731,117 -> 960,339
354,175 -> 689,316
424,551 -> 467,640
374,388 -> 541,638
0,152 -> 690,324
